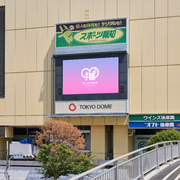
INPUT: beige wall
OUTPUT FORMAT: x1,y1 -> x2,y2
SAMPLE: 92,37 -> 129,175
59,117 -> 128,159
129,1 -> 180,114
0,138 -> 9,160
0,0 -> 179,161
0,0 -> 179,128
113,125 -> 128,159
60,116 -> 128,126
91,125 -> 105,160
5,127 -> 13,138
89,123 -> 133,160
128,130 -> 134,156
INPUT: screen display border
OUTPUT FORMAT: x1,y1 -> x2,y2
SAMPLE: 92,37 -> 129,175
55,52 -> 127,101
62,57 -> 119,95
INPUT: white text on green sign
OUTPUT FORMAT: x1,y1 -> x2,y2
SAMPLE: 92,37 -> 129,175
74,27 -> 123,44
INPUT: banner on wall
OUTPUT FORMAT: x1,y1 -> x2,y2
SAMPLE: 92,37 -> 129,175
129,114 -> 180,129
55,100 -> 128,115
56,18 -> 127,48
129,122 -> 180,129
129,114 -> 180,121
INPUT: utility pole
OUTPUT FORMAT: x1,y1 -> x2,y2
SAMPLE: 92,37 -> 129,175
5,141 -> 9,180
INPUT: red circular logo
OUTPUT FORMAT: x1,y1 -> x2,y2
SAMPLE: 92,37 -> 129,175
69,103 -> 76,111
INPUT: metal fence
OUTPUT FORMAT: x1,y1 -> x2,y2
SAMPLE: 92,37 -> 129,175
69,141 -> 180,180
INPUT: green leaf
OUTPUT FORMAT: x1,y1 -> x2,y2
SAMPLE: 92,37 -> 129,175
36,142 -> 95,179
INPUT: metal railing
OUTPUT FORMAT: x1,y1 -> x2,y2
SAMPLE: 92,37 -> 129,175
69,141 -> 180,180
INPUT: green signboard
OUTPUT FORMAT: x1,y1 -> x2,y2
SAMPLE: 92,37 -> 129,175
56,19 -> 127,48
129,114 -> 180,122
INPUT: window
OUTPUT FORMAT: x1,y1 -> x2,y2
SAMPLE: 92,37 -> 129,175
0,7 -> 5,98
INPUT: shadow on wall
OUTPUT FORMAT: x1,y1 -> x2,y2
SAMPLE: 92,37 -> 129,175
38,34 -> 55,124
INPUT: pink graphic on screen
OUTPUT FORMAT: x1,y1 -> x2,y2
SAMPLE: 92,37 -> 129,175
63,57 -> 119,95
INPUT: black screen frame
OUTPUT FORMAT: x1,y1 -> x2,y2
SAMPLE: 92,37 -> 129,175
55,51 -> 127,101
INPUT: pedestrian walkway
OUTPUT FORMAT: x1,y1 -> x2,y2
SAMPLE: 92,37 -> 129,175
0,166 -> 108,180
144,159 -> 180,180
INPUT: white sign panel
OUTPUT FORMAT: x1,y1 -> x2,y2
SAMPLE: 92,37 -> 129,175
134,135 -> 151,150
55,100 -> 128,114
10,143 -> 33,155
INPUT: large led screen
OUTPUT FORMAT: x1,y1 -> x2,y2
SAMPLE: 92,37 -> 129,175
63,57 -> 119,95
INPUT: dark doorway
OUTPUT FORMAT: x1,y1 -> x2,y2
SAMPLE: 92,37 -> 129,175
105,125 -> 113,160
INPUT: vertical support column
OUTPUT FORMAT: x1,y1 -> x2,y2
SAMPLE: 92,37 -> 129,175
164,143 -> 167,164
178,142 -> 180,158
91,126 -> 105,160
6,141 -> 8,167
155,145 -> 159,169
113,125 -> 128,159
5,141 -> 9,180
139,150 -> 144,180
113,161 -> 118,180
51,57 -> 55,115
78,178 -> 84,180
171,142 -> 173,161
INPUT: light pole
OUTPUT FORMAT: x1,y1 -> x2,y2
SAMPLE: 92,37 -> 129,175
4,141 -> 9,180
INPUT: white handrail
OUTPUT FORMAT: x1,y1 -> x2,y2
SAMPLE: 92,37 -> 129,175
69,140 -> 180,180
